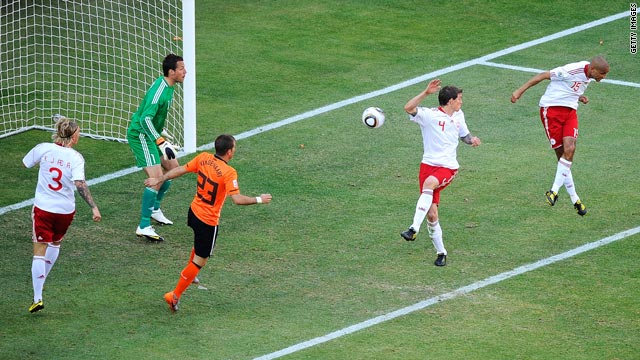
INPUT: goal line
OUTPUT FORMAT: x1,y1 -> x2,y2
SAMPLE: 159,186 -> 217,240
0,0 -> 196,152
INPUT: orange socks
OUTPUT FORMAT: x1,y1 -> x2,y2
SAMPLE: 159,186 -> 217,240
174,261 -> 200,298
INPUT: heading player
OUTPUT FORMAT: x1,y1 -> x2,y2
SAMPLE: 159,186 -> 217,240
511,56 -> 609,215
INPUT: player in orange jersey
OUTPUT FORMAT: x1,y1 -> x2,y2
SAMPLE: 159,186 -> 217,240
144,134 -> 272,312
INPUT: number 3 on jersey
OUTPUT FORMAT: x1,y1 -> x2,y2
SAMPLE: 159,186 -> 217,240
197,170 -> 218,205
48,167 -> 63,191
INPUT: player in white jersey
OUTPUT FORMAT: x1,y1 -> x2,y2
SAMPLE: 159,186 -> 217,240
511,56 -> 609,216
22,116 -> 101,313
400,79 -> 481,266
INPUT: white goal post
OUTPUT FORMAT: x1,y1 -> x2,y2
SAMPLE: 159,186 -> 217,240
0,0 -> 197,154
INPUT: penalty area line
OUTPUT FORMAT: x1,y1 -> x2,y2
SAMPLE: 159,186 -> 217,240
252,226 -> 640,360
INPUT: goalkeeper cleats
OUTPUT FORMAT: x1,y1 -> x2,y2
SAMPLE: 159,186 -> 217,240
136,225 -> 164,241
434,253 -> 447,267
192,276 -> 200,285
574,200 -> 588,216
545,190 -> 558,206
151,209 -> 173,225
401,227 -> 417,241
29,300 -> 44,313
164,291 -> 179,312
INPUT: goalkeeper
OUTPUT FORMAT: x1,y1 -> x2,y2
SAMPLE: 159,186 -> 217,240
127,54 -> 186,241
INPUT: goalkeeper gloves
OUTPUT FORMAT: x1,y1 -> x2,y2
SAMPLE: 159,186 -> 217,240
161,129 -> 174,142
160,129 -> 182,150
156,137 -> 177,160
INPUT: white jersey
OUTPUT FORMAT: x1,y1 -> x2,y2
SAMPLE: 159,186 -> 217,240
409,107 -> 470,169
23,142 -> 86,214
539,61 -> 592,109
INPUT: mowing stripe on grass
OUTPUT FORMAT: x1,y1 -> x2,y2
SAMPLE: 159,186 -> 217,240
252,226 -> 640,360
0,10 -> 628,217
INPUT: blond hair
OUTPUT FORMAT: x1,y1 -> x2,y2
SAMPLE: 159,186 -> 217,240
52,116 -> 79,146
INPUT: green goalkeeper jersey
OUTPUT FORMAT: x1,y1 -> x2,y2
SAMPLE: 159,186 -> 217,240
127,76 -> 175,142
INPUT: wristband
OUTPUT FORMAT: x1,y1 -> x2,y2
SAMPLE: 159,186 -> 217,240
256,196 -> 262,204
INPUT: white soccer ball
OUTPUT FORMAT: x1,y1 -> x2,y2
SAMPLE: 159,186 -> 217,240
361,107 -> 385,129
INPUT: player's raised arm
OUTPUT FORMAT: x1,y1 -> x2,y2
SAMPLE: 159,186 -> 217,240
511,71 -> 551,103
404,79 -> 441,115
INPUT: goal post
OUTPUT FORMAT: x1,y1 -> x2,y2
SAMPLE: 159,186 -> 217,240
0,0 -> 197,154
182,0 -> 196,154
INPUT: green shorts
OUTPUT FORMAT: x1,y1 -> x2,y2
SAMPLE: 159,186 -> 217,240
128,132 -> 161,168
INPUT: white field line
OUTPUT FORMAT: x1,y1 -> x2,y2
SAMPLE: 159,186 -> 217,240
252,226 -> 640,360
248,11 -> 634,360
480,61 -> 640,88
0,9 -> 628,218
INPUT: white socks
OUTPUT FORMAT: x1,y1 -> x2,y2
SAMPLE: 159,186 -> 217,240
32,256 -> 46,303
411,189 -> 433,233
45,244 -> 60,277
409,189 -> 447,255
427,220 -> 446,255
563,168 -> 580,204
552,157 -> 580,203
31,244 -> 61,303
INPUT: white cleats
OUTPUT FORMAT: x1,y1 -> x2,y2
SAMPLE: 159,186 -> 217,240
151,209 -> 173,225
136,225 -> 164,241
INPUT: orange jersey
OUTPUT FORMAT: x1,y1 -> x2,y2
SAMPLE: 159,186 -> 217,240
183,152 -> 240,225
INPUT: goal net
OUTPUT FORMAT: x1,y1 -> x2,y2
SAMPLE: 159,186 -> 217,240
0,0 -> 196,152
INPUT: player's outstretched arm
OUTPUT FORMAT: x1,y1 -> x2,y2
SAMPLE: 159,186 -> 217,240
404,79 -> 441,115
511,71 -> 551,103
74,180 -> 101,222
230,193 -> 272,205
144,165 -> 189,187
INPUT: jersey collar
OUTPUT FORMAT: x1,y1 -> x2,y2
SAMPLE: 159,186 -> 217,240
438,106 -> 455,119
214,154 -> 228,164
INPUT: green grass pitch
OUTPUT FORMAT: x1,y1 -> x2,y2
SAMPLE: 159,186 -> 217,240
1,1 -> 638,359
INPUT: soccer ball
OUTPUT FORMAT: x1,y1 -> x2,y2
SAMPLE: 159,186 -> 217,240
361,107 -> 385,128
